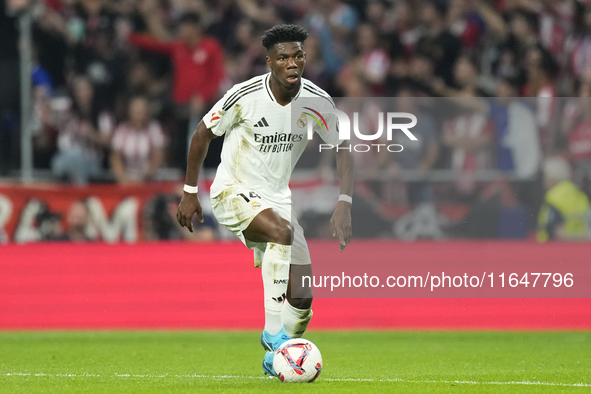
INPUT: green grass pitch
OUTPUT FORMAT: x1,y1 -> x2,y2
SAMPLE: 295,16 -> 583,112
0,331 -> 589,393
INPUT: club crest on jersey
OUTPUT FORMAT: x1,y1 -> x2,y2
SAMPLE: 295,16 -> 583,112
251,201 -> 261,209
297,113 -> 307,128
303,107 -> 328,132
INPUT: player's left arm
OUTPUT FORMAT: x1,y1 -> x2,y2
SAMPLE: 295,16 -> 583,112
331,140 -> 354,252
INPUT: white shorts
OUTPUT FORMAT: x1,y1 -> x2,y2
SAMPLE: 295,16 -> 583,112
210,185 -> 311,266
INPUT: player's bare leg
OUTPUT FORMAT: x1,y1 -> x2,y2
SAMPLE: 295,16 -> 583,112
242,208 -> 292,245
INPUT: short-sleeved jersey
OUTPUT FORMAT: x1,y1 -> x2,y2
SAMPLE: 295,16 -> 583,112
203,73 -> 342,201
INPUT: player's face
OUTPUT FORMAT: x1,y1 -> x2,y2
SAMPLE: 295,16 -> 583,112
266,42 -> 306,89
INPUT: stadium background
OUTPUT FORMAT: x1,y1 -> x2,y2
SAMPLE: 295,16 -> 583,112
1,0 -> 590,331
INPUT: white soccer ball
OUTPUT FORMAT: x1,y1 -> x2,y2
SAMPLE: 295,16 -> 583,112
273,338 -> 322,383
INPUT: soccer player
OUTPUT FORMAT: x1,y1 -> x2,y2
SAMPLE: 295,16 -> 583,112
176,24 -> 354,375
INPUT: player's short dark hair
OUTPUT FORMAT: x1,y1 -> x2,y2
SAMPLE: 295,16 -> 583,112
178,12 -> 201,28
261,24 -> 309,50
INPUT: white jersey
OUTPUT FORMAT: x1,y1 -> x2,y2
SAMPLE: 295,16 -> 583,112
203,73 -> 342,202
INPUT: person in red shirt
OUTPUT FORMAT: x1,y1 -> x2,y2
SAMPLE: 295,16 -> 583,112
128,12 -> 225,168
128,12 -> 224,107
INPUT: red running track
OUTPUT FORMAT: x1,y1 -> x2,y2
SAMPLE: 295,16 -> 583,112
0,241 -> 589,330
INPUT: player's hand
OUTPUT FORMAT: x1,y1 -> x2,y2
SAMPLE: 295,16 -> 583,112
330,201 -> 352,252
176,192 -> 204,232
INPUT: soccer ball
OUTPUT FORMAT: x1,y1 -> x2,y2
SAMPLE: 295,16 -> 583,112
273,338 -> 322,383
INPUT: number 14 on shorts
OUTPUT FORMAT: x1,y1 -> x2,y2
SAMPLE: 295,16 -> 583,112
237,191 -> 262,202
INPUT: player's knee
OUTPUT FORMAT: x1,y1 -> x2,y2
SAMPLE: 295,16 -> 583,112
270,220 -> 292,245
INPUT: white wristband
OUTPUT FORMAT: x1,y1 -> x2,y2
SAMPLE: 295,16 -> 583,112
183,184 -> 198,194
338,194 -> 352,204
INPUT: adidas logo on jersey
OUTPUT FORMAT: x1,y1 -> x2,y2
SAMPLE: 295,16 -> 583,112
254,117 -> 269,127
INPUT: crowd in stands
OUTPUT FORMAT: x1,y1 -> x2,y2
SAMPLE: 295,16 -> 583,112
1,0 -> 591,240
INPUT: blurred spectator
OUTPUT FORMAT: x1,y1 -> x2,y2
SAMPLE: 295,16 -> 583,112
443,109 -> 494,200
566,97 -> 591,197
442,76 -> 541,181
298,35 -> 331,92
537,156 -> 590,242
77,27 -> 127,112
48,75 -> 113,185
31,50 -> 57,170
235,0 -> 283,29
494,7 -> 540,84
304,0 -> 358,76
454,54 -> 483,96
35,206 -> 64,241
534,0 -> 572,60
390,88 -> 440,206
447,0 -> 482,49
0,0 -> 20,176
392,0 -> 420,59
349,23 -> 390,95
61,200 -> 93,242
143,186 -> 216,241
433,53 -> 486,97
386,53 -> 439,97
561,71 -> 591,137
67,0 -> 118,47
32,45 -> 54,97
570,5 -> 591,80
445,178 -> 526,239
416,1 -> 462,86
568,98 -> 591,164
225,18 -> 267,83
110,96 -> 165,184
32,2 -> 75,86
127,61 -> 168,117
523,46 -> 559,153
128,12 -> 224,168
145,10 -> 223,104
489,78 -> 541,180
2,0 -> 588,232
364,0 -> 396,37
337,79 -> 385,181
440,56 -> 495,199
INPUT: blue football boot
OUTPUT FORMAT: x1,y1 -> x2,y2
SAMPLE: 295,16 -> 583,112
262,351 -> 275,376
260,327 -> 291,352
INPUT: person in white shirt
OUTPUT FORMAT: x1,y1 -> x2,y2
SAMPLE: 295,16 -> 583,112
176,24 -> 354,376
49,76 -> 113,185
110,96 -> 166,184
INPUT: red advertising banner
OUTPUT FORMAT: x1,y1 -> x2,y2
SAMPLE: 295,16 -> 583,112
307,241 -> 591,298
0,241 -> 589,330
0,182 -> 177,243
0,182 -> 479,244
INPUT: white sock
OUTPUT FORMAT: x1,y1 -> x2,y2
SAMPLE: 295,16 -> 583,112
261,243 -> 290,335
282,299 -> 313,338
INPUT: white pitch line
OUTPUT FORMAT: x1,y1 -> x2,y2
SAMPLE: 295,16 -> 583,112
3,372 -> 590,387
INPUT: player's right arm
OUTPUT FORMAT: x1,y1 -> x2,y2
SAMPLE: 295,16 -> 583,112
177,77 -> 255,231
176,121 -> 217,232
